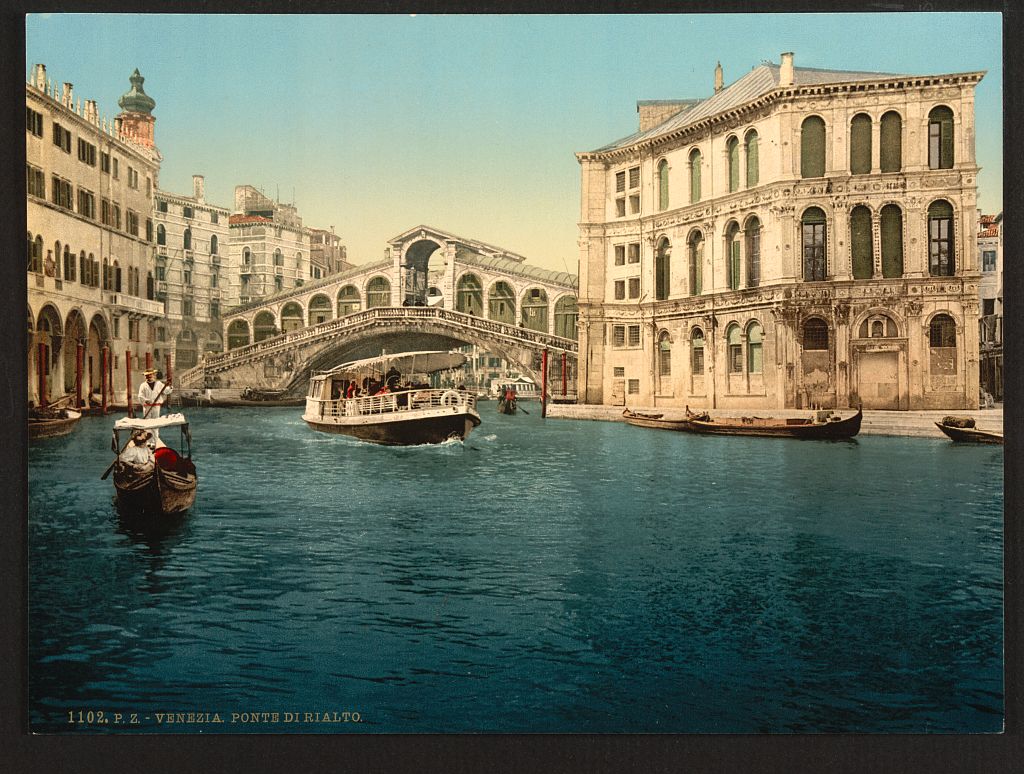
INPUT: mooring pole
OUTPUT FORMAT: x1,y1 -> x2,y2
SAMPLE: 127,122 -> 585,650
37,342 -> 48,408
145,351 -> 152,371
541,348 -> 548,419
126,349 -> 134,418
561,351 -> 567,397
165,353 -> 173,386
108,350 -> 114,411
75,342 -> 83,410
101,346 -> 109,414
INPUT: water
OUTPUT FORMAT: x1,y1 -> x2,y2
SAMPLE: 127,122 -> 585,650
28,407 -> 1003,733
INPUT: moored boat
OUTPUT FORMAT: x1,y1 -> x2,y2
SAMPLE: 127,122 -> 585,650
302,351 -> 481,445
29,406 -> 82,439
110,414 -> 197,516
623,406 -> 862,439
935,416 -> 1003,444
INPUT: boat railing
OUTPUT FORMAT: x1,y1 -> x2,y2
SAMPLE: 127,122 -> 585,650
311,388 -> 477,418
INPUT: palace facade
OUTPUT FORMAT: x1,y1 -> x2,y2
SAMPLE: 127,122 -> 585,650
576,53 -> 984,410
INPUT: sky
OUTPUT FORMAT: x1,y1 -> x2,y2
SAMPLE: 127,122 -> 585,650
26,13 -> 1003,272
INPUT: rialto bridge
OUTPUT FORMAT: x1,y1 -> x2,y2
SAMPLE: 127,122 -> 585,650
178,226 -> 579,392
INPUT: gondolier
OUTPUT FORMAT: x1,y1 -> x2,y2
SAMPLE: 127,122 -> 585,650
138,369 -> 171,442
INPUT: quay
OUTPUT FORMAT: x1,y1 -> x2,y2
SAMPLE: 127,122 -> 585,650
547,404 -> 1004,439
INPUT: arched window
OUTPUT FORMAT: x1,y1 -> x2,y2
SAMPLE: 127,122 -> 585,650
850,113 -> 872,175
521,288 -> 548,333
880,111 -> 902,172
183,228 -> 191,250
803,318 -> 829,350
691,328 -> 705,375
928,200 -> 955,276
655,238 -> 671,300
53,241 -> 62,278
227,320 -> 250,349
657,159 -> 669,211
281,302 -> 304,333
337,285 -> 361,316
308,294 -> 332,325
859,314 -> 898,339
554,296 -> 578,339
253,311 -> 277,342
747,321 -> 763,373
726,222 -> 741,290
64,245 -> 75,282
488,281 -> 515,324
658,331 -> 672,392
688,231 -> 703,295
850,205 -> 873,279
929,313 -> 958,379
273,249 -> 283,267
31,235 -> 43,273
745,215 -> 761,288
26,232 -> 33,271
689,148 -> 702,203
456,273 -> 483,315
366,277 -> 391,308
102,257 -> 111,290
727,136 -> 740,192
929,314 -> 956,348
242,247 -> 251,264
156,224 -> 166,246
210,234 -> 218,255
801,116 -> 826,178
114,260 -> 122,293
726,324 -> 743,373
745,130 -> 759,187
928,106 -> 954,169
880,204 -> 904,278
801,207 -> 827,281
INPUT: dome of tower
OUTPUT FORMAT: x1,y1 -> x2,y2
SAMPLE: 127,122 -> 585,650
117,69 -> 156,114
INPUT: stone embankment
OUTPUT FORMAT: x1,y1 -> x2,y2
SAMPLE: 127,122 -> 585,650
546,404 -> 1003,439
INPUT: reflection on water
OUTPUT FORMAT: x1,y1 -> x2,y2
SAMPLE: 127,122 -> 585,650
28,408 -> 1003,733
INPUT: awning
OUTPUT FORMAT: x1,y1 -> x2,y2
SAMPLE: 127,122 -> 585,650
113,412 -> 190,430
315,351 -> 468,380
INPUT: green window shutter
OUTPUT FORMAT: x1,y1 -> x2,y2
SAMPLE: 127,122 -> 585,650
728,139 -> 739,192
850,114 -> 872,175
801,117 -> 826,178
880,112 -> 902,172
880,205 -> 904,278
850,206 -> 873,279
730,239 -> 741,289
690,152 -> 701,203
746,134 -> 759,187
658,161 -> 669,210
940,117 -> 954,168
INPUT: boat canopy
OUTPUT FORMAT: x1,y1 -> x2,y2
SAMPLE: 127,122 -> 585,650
113,413 -> 190,431
313,351 -> 469,381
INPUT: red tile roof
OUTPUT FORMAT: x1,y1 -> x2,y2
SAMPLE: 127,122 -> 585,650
228,214 -> 272,225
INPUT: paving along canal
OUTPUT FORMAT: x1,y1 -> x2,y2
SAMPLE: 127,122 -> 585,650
28,407 -> 1003,733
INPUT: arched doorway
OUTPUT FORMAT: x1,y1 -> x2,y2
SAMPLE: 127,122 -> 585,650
253,311 -> 277,342
852,312 -> 904,410
366,277 -> 391,308
87,313 -> 109,401
34,305 -> 63,402
488,281 -> 515,324
402,239 -> 442,306
553,295 -> 578,339
281,302 -> 304,333
521,288 -> 548,333
204,330 -> 223,355
308,294 -> 332,325
63,309 -> 86,394
337,285 -> 361,316
456,273 -> 483,315
227,319 -> 250,349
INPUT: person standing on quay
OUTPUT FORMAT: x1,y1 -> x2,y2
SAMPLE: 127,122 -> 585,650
138,368 -> 171,443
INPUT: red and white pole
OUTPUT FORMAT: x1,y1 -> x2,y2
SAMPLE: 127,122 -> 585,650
101,346 -> 109,414
37,342 -> 48,408
541,348 -> 548,419
75,343 -> 83,410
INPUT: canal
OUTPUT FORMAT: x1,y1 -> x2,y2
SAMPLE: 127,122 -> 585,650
28,407 -> 1003,733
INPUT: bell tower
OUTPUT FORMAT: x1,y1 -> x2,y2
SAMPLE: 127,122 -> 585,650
116,68 -> 157,148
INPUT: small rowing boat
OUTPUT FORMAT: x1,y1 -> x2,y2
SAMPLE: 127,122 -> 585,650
935,416 -> 1003,444
29,405 -> 82,439
622,406 -> 862,439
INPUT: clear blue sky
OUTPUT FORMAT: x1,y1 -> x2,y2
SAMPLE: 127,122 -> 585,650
26,13 -> 1002,272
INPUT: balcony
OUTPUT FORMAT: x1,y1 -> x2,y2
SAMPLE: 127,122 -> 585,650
211,254 -> 221,265
104,291 -> 165,316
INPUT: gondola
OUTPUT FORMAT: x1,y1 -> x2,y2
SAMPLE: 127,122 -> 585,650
622,406 -> 862,439
29,406 -> 82,439
935,416 -> 1004,444
497,394 -> 518,415
110,414 -> 197,516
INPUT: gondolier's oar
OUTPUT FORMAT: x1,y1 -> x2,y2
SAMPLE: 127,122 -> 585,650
517,403 -> 529,415
100,381 -> 168,480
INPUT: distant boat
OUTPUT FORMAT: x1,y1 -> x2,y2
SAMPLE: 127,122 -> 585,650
110,414 -> 197,516
491,377 -> 540,401
29,405 -> 82,439
622,406 -> 862,439
178,388 -> 303,408
935,416 -> 1004,444
303,351 -> 481,445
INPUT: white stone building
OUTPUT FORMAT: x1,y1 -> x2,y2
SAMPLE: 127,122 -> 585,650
977,211 -> 1002,400
26,64 -> 163,406
576,53 -> 984,411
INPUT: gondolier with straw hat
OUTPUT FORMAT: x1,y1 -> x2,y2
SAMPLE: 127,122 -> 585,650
138,368 -> 171,443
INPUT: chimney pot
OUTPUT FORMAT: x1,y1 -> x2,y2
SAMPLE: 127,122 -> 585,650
714,61 -> 724,93
193,175 -> 206,203
780,52 -> 795,87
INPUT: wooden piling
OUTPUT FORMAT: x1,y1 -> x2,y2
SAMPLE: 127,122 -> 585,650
101,346 -> 109,414
37,342 -> 48,408
126,349 -> 134,417
541,348 -> 548,418
75,343 -> 83,410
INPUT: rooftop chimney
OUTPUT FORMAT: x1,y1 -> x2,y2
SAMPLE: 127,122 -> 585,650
780,52 -> 794,87
62,82 -> 74,108
714,61 -> 723,93
193,175 -> 205,203
32,63 -> 46,90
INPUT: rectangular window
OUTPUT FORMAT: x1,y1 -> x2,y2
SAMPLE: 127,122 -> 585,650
627,379 -> 640,395
628,325 -> 641,347
211,272 -> 218,288
127,210 -> 139,236
982,250 -> 997,272
614,280 -> 625,300
184,269 -> 192,285
210,301 -> 220,319
101,152 -> 110,173
101,198 -> 112,226
114,204 -> 121,230
183,299 -> 194,317
77,188 -> 95,219
51,176 -> 73,209
729,344 -> 743,373
627,243 -> 640,263
613,367 -> 625,378
26,164 -> 45,198
112,158 -> 119,179
128,167 -> 139,189
26,107 -> 43,137
802,222 -> 827,281
615,171 -> 626,193
157,200 -> 168,212
112,317 -> 120,338
211,211 -> 219,224
982,298 -> 995,316
692,347 -> 704,376
146,219 -> 153,242
52,122 -> 71,152
614,245 -> 625,266
616,198 -> 626,217
628,167 -> 640,188
612,325 -> 626,347
628,278 -> 640,299
77,138 -> 97,166
145,177 -> 151,197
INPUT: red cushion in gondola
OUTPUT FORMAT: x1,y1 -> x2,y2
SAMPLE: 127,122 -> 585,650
154,446 -> 179,469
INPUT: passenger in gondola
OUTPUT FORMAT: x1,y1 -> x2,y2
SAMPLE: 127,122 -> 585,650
122,430 -> 155,470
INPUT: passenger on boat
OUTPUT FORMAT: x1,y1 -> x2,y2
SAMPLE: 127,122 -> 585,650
138,369 -> 171,442
346,382 -> 357,399
122,430 -> 155,469
386,366 -> 401,390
